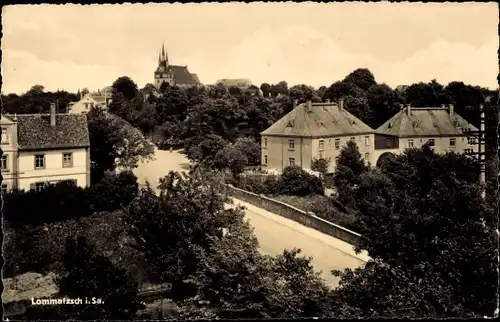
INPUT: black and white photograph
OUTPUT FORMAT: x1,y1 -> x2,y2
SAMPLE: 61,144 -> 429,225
1,1 -> 498,320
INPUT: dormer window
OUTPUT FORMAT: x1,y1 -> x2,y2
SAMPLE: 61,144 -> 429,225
388,122 -> 392,128
286,120 -> 294,128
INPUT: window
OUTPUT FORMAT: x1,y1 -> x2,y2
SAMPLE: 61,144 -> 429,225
428,138 -> 435,147
263,138 -> 267,148
334,139 -> 340,150
289,140 -> 295,149
350,137 -> 355,142
264,155 -> 268,164
84,103 -> 89,109
1,127 -> 8,143
1,184 -> 8,195
450,138 -> 456,147
364,136 -> 370,146
35,154 -> 45,169
319,140 -> 324,150
289,157 -> 295,166
1,155 -> 8,171
335,156 -> 339,165
408,139 -> 414,148
61,179 -> 77,186
365,153 -> 369,161
63,152 -> 73,168
34,182 -> 46,192
385,138 -> 392,148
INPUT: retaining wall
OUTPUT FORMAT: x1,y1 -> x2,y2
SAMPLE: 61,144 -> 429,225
224,184 -> 362,246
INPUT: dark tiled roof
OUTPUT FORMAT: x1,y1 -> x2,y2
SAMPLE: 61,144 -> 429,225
216,79 -> 252,87
16,114 -> 90,150
261,102 -> 374,137
168,65 -> 200,85
375,107 -> 478,137
191,73 -> 200,83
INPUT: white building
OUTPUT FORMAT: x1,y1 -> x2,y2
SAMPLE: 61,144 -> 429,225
1,103 -> 91,193
68,91 -> 111,115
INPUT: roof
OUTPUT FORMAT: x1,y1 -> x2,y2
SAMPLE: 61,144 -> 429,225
216,78 -> 252,87
261,102 -> 374,137
375,107 -> 478,137
168,65 -> 200,85
16,114 -> 90,150
191,73 -> 200,83
89,94 -> 107,103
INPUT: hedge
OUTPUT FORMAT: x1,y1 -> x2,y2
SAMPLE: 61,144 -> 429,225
2,171 -> 139,228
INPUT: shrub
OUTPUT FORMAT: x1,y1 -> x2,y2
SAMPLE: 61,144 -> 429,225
87,170 -> 139,212
3,172 -> 139,228
275,166 -> 324,196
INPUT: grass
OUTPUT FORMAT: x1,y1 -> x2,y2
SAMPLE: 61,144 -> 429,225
270,194 -> 358,232
3,211 -> 153,287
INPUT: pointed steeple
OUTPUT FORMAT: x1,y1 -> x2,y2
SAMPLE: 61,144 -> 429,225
161,42 -> 165,62
158,51 -> 161,64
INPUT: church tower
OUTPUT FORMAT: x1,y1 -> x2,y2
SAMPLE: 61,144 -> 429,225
154,42 -> 174,89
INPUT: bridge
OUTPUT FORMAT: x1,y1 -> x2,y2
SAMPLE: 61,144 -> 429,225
133,148 -> 369,287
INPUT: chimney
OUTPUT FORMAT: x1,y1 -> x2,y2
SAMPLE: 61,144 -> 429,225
50,102 -> 56,126
293,100 -> 298,109
449,104 -> 454,116
406,104 -> 411,116
339,97 -> 344,110
325,99 -> 330,103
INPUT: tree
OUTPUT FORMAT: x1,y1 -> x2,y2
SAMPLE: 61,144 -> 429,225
111,76 -> 139,101
233,137 -> 261,165
311,156 -> 331,174
289,84 -> 321,103
367,83 -> 402,128
260,82 -> 271,98
87,106 -> 155,183
276,166 -> 324,196
214,143 -> 248,177
337,141 -> 368,176
342,68 -> 376,91
81,87 -> 90,97
333,148 -> 497,317
57,236 -> 143,319
126,170 -> 334,319
27,84 -> 45,95
23,236 -> 144,320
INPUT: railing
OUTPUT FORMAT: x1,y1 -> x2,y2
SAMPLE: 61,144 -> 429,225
224,184 -> 363,246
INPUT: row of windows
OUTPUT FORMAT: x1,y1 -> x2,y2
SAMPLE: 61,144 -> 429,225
0,153 -> 73,171
34,153 -> 74,169
262,153 -> 371,167
262,137 -> 370,150
406,138 -> 456,148
32,179 -> 78,192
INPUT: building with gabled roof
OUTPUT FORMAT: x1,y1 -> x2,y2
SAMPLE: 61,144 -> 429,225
260,99 -> 376,173
154,43 -> 201,89
68,90 -> 111,115
373,104 -> 480,166
1,103 -> 90,193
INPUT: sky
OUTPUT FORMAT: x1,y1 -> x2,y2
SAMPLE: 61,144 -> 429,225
1,2 -> 498,94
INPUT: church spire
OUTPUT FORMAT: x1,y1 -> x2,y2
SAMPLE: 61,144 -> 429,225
161,42 -> 165,62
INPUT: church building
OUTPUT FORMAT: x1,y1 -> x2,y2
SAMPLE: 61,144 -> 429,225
154,43 -> 201,89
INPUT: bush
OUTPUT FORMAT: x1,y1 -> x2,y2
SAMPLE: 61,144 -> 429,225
87,170 -> 139,212
275,166 -> 324,196
3,172 -> 139,228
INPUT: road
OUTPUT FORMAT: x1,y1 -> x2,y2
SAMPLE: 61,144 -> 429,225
133,148 -> 369,287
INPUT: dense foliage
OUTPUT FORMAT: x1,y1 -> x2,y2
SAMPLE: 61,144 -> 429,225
126,169 -> 335,319
20,236 -> 143,320
3,171 -> 139,228
331,146 -> 498,318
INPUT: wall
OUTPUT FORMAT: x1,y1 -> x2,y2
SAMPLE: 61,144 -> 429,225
312,133 -> 375,172
224,184 -> 362,246
17,148 -> 89,190
68,95 -> 104,114
261,136 -> 312,172
398,135 -> 479,154
1,116 -> 19,190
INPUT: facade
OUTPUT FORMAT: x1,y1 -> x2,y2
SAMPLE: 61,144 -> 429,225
0,103 -> 91,193
260,100 -> 375,173
1,115 -> 18,194
68,91 -> 111,114
373,104 -> 481,165
154,43 -> 201,90
260,101 -> 481,173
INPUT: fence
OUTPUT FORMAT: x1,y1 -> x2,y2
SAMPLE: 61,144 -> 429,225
224,184 -> 362,246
